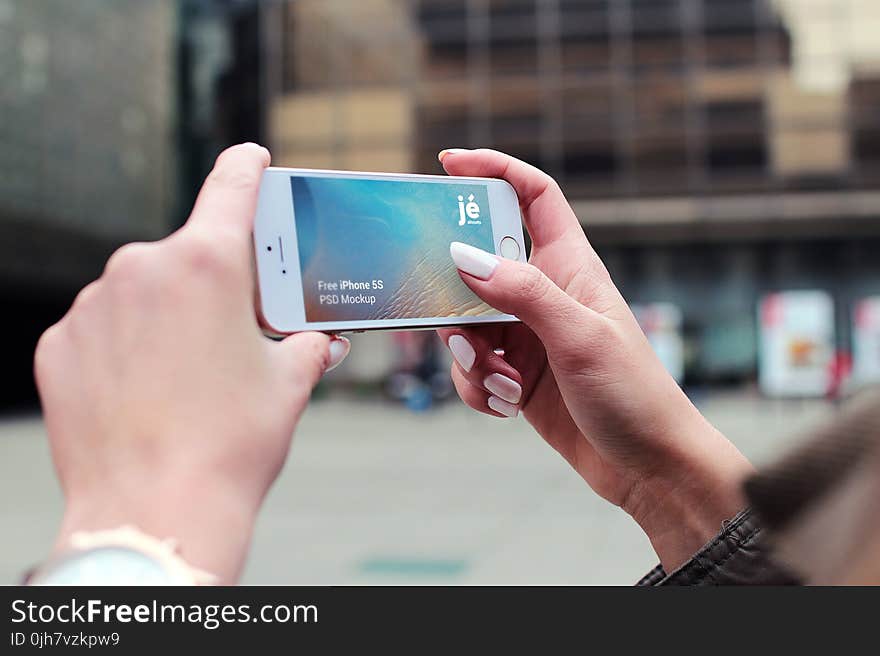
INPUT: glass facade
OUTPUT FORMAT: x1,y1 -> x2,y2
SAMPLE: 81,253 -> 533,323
0,0 -> 878,385
260,0 -> 880,381
264,0 -> 880,201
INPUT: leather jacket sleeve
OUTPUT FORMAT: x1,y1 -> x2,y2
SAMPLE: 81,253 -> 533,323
638,388 -> 880,586
636,508 -> 801,586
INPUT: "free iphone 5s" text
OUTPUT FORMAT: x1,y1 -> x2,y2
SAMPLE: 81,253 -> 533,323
317,279 -> 384,306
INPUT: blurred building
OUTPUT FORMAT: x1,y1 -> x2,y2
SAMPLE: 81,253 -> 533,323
0,0 -> 177,292
0,0 -> 262,406
2,0 -> 880,401
266,0 -> 421,173
264,0 -> 880,382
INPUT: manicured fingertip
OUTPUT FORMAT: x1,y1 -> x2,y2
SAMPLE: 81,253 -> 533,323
450,241 -> 499,280
447,334 -> 476,372
484,373 -> 522,404
438,148 -> 468,163
488,396 -> 518,418
326,337 -> 351,372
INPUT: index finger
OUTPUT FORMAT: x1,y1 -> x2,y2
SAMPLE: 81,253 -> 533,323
184,142 -> 271,243
438,148 -> 584,249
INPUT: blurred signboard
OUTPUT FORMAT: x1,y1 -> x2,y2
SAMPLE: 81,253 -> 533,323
853,296 -> 880,386
758,291 -> 835,397
632,303 -> 684,384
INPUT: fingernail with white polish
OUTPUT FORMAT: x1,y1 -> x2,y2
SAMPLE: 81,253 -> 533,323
450,242 -> 499,280
438,148 -> 468,162
447,334 -> 476,372
484,373 -> 522,404
488,396 -> 518,418
326,337 -> 351,372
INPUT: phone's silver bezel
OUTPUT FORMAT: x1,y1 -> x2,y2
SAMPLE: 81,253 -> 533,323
254,166 -> 526,334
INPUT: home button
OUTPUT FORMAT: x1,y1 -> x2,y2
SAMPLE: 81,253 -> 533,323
500,236 -> 521,260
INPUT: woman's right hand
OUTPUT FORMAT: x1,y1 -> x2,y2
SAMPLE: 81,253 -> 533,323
437,148 -> 753,571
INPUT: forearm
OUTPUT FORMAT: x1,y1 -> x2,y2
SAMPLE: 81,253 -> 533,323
623,414 -> 755,572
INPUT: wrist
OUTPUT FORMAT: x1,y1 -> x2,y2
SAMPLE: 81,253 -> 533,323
55,475 -> 259,584
623,416 -> 754,572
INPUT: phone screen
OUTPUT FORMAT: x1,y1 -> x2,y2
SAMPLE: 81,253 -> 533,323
290,175 -> 503,323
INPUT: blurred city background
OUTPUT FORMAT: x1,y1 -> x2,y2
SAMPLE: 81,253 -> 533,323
1,0 -> 879,583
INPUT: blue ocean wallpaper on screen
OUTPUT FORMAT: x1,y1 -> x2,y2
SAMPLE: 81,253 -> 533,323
290,175 -> 503,323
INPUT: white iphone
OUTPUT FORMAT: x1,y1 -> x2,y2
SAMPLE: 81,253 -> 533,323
253,167 -> 526,334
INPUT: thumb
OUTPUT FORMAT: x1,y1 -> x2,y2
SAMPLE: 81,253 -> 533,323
450,242 -> 599,347
276,332 -> 351,388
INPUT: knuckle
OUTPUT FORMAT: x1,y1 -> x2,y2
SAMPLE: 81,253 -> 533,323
514,264 -> 549,302
104,242 -> 153,280
179,233 -> 240,278
33,323 -> 64,381
34,326 -> 56,363
530,172 -> 560,206
70,281 -> 101,313
104,243 -> 173,302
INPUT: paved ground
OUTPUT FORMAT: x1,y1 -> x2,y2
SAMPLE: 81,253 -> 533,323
0,391 -> 832,585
